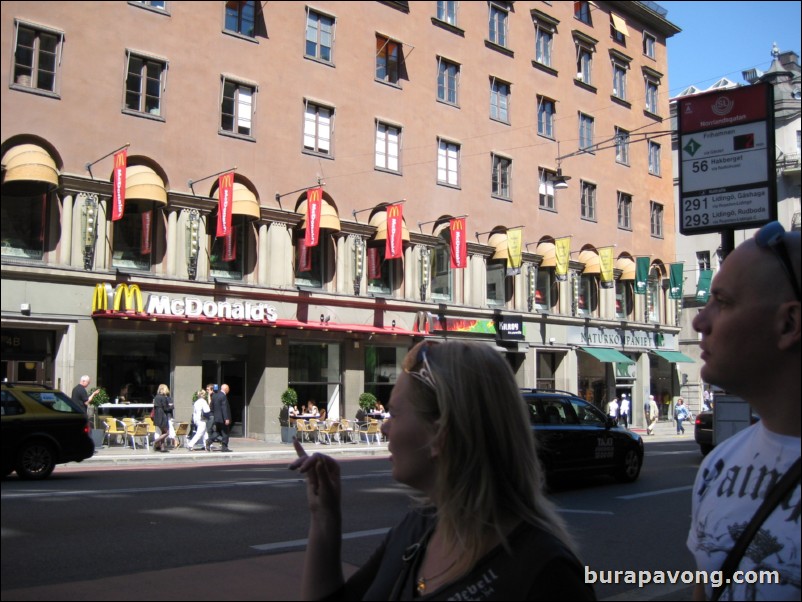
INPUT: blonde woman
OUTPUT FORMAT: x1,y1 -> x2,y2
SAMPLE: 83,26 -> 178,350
291,341 -> 594,600
152,384 -> 173,452
186,389 -> 211,451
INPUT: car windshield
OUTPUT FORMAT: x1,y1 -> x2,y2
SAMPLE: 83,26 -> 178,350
27,391 -> 84,414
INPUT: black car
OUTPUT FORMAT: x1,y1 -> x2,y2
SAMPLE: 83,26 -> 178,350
521,389 -> 644,482
2,383 -> 95,479
694,409 -> 759,456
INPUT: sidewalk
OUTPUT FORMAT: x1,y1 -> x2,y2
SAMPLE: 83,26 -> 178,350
79,418 -> 688,468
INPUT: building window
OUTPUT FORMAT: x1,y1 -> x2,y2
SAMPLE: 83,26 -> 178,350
224,1 -> 256,37
578,274 -> 599,316
647,267 -> 662,323
221,78 -> 254,137
437,57 -> 459,105
610,13 -> 627,45
491,154 -> 512,200
376,35 -> 401,85
612,61 -> 627,101
645,76 -> 659,114
617,192 -> 632,230
367,245 -> 402,295
437,139 -> 460,187
615,127 -> 630,165
650,201 -> 664,238
436,1 -> 458,26
539,168 -> 556,211
375,121 -> 400,172
295,230 -> 334,289
305,9 -> 334,63
534,19 -> 554,67
574,1 -> 592,25
490,78 -> 510,123
616,280 -> 633,319
431,231 -> 453,302
579,113 -> 594,150
0,192 -> 48,261
12,22 -> 63,94
304,101 -> 333,156
133,1 -> 166,9
486,259 -> 508,307
697,250 -> 711,272
648,141 -> 661,175
488,1 -> 509,47
210,215 -> 246,280
536,268 -> 558,312
124,52 -> 166,116
576,44 -> 593,85
537,96 -> 555,138
643,32 -> 656,59
580,181 -> 596,221
112,203 -> 156,272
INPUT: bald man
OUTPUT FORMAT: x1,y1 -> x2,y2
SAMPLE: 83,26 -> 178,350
687,222 -> 800,601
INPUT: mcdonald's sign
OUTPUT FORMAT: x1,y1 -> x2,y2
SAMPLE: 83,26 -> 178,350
91,283 -> 112,313
217,172 -> 235,237
386,203 -> 403,259
305,187 -> 323,248
112,283 -> 145,313
111,149 -> 127,222
449,217 -> 467,269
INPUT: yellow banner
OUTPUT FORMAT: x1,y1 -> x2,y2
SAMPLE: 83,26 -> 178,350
507,228 -> 522,269
599,247 -> 614,285
555,237 -> 570,280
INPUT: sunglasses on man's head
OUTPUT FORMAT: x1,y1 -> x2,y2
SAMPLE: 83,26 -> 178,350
754,221 -> 801,302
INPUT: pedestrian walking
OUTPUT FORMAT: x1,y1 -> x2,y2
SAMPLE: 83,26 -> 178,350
619,394 -> 630,429
186,389 -> 211,451
645,395 -> 658,435
674,398 -> 690,435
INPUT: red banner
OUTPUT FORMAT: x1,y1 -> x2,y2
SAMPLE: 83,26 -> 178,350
305,187 -> 323,247
111,149 -> 127,222
222,227 -> 237,262
140,210 -> 152,255
216,172 -> 234,237
450,217 -> 467,269
385,203 -> 403,259
297,237 -> 311,272
367,247 -> 381,279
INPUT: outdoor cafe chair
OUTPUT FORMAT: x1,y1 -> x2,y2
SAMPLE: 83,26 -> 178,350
125,422 -> 150,450
296,419 -> 315,443
359,420 -> 382,445
103,417 -> 127,446
317,421 -> 341,445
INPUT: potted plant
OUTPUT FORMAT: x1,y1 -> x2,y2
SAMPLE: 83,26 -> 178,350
357,392 -> 377,421
279,387 -> 298,443
89,387 -> 110,447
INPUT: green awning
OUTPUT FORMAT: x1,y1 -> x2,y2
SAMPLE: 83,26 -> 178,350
652,350 -> 695,363
580,347 -> 635,364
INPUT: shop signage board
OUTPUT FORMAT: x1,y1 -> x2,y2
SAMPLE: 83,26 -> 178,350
677,82 -> 776,235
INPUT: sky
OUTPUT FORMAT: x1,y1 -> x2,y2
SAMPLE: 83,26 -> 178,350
658,1 -> 801,97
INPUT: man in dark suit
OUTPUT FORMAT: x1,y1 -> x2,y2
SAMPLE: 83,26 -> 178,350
207,383 -> 232,452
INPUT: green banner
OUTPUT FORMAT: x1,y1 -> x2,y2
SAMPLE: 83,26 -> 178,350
696,270 -> 713,303
669,263 -> 684,300
635,257 -> 650,295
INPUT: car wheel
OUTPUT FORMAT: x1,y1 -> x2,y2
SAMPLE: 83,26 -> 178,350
615,448 -> 642,482
15,441 -> 56,480
699,443 -> 713,456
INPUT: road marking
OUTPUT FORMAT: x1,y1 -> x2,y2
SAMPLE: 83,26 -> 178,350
616,485 -> 693,500
251,527 -> 391,552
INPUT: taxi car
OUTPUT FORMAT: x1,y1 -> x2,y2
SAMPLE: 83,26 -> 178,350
521,389 -> 643,482
694,409 -> 759,456
2,383 -> 95,479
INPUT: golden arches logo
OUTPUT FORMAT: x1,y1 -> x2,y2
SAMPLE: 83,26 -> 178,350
112,283 -> 144,313
451,218 -> 464,231
307,187 -> 323,203
114,153 -> 126,168
220,173 -> 234,189
387,205 -> 402,218
92,284 -> 110,312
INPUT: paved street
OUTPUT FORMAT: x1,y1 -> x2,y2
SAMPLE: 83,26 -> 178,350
2,420 -> 700,601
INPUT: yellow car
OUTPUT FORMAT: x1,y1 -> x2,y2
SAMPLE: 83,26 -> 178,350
1,383 -> 94,479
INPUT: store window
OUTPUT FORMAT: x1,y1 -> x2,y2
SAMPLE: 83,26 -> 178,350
647,267 -> 663,323
431,230 -> 453,302
295,230 -> 335,289
98,332 -> 171,404
615,280 -> 634,320
366,244 -> 402,295
289,342 -> 341,419
536,267 -> 559,313
577,273 -> 599,316
536,352 -> 558,390
486,259 -> 508,307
